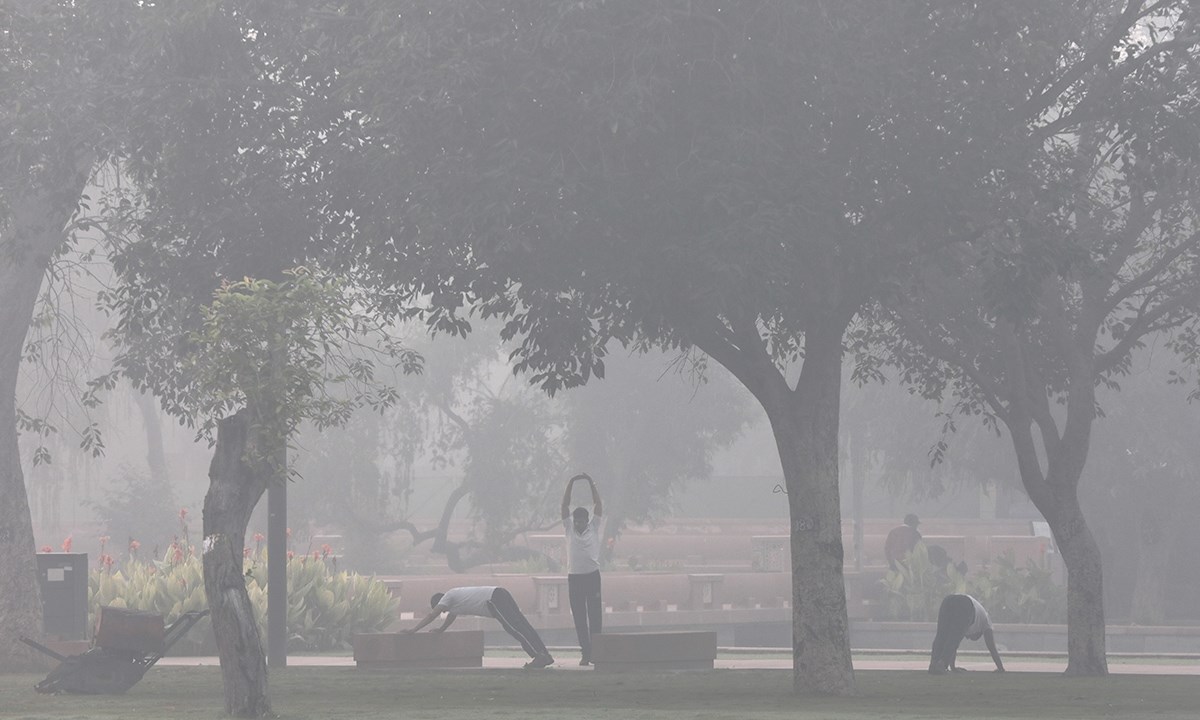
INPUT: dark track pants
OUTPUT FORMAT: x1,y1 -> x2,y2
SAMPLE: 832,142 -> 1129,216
487,587 -> 550,660
568,570 -> 603,659
929,594 -> 974,673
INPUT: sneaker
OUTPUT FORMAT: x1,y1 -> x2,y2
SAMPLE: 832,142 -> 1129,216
524,655 -> 554,669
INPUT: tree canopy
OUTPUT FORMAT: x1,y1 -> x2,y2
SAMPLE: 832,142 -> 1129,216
94,0 -> 1200,692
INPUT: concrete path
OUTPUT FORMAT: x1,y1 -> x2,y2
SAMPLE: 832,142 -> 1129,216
156,653 -> 1200,675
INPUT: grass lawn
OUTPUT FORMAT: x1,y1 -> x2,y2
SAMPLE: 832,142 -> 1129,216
4,667 -> 1197,720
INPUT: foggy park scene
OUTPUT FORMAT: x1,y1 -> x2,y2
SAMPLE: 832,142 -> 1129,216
2,1 -> 1199,718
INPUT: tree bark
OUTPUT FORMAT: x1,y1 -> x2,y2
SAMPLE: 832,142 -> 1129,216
0,253 -> 49,672
1045,495 -> 1108,676
203,410 -> 271,717
768,324 -> 855,696
691,310 -> 856,695
0,194 -> 69,671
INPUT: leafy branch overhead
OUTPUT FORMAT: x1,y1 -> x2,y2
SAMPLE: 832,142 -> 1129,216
106,267 -> 422,448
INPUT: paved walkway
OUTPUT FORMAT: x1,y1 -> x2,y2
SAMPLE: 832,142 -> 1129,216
157,653 -> 1200,675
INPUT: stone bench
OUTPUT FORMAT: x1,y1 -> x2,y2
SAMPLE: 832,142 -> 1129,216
352,631 -> 484,668
590,631 -> 717,672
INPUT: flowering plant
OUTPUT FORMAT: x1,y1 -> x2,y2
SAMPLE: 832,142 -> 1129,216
86,516 -> 396,652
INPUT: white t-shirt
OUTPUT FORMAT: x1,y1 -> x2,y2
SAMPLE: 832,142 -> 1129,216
436,586 -> 496,617
564,515 -> 603,575
964,594 -> 993,640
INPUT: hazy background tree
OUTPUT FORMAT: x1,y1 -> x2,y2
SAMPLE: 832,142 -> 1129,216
563,351 -> 754,559
290,330 -> 755,573
1084,351 -> 1200,625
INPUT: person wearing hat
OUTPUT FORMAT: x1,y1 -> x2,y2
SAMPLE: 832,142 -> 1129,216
884,513 -> 923,570
562,472 -> 604,666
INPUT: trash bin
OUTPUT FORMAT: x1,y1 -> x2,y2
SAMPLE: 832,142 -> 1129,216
36,553 -> 89,640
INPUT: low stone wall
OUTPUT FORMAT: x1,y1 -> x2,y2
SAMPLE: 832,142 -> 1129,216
352,630 -> 484,668
591,631 -> 717,672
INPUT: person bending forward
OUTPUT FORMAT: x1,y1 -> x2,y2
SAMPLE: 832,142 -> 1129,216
405,586 -> 554,669
929,593 -> 1005,674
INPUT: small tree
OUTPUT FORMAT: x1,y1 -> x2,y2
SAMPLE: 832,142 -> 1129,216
107,269 -> 419,717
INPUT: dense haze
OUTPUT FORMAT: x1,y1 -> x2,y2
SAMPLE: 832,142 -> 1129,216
4,1 -> 1199,701
19,305 -> 1200,623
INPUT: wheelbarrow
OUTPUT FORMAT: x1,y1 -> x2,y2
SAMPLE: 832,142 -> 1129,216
20,608 -> 210,694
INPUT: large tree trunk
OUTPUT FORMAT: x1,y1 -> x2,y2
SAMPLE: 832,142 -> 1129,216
1045,494 -> 1108,676
1001,318 -> 1108,677
768,323 -> 855,695
0,195 -> 70,672
1014,441 -> 1109,675
693,310 -> 856,695
0,251 -> 49,672
203,410 -> 271,717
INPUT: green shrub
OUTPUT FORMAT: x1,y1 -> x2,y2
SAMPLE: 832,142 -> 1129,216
89,544 -> 398,653
880,544 -> 1066,624
880,543 -> 967,621
966,550 -> 1066,624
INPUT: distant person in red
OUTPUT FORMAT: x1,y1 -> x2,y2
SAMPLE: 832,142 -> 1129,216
929,594 -> 1005,674
884,513 -> 922,570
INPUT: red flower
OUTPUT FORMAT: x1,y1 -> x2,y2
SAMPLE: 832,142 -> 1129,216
253,532 -> 265,544
286,550 -> 295,560
99,535 -> 110,550
321,544 -> 332,559
129,539 -> 141,553
243,547 -> 251,558
179,507 -> 188,521
61,535 -> 73,552
172,543 -> 184,564
39,545 -> 52,553
101,554 -> 114,570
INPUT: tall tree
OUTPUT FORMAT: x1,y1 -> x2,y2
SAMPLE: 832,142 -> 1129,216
0,0 -> 124,668
283,0 -> 1146,692
72,0 -> 1196,692
885,6 -> 1200,674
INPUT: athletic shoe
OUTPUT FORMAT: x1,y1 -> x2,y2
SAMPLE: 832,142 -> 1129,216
524,654 -> 554,669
